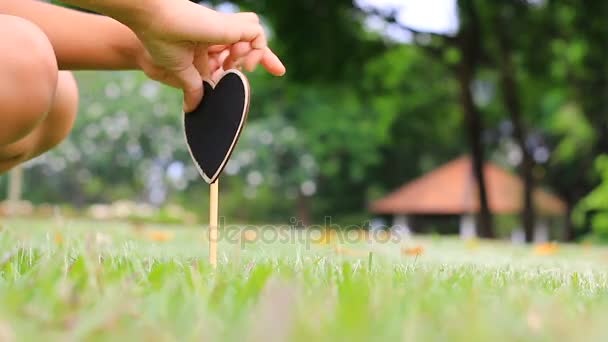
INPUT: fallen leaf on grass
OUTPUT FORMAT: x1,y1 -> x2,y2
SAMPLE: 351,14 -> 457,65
464,238 -> 480,250
144,230 -> 175,242
54,232 -> 64,246
241,229 -> 258,242
313,229 -> 336,245
334,245 -> 369,257
533,242 -> 559,256
582,241 -> 593,249
401,245 -> 424,257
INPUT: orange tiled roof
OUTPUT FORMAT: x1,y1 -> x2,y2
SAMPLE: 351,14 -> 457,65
370,156 -> 566,216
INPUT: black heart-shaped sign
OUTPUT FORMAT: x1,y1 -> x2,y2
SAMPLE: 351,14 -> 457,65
184,70 -> 250,183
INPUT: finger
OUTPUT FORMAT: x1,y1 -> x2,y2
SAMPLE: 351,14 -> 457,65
217,49 -> 230,68
224,13 -> 266,48
250,31 -> 267,49
174,64 -> 204,112
232,13 -> 267,48
205,50 -> 229,79
208,44 -> 228,53
244,49 -> 264,72
233,12 -> 260,23
260,48 -> 286,76
231,41 -> 253,58
193,45 -> 210,79
222,54 -> 238,71
201,9 -> 266,46
207,57 -> 220,74
211,67 -> 225,83
231,12 -> 266,48
181,5 -> 266,46
224,57 -> 245,71
223,42 -> 252,70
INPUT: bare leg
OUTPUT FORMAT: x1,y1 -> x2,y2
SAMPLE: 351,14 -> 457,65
0,15 -> 78,173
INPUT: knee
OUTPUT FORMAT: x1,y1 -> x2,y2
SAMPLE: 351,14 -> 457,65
0,72 -> 78,170
0,15 -> 58,145
39,71 -> 79,151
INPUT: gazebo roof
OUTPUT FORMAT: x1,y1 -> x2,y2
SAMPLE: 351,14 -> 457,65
370,156 -> 566,216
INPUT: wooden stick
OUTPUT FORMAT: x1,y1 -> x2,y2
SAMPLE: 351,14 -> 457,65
209,179 -> 219,268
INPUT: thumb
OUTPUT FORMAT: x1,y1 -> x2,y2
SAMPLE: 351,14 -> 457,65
175,64 -> 204,113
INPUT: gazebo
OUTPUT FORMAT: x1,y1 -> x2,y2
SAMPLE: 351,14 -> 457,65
369,156 -> 566,241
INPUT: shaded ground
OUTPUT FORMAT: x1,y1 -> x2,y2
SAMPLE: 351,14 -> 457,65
0,218 -> 607,341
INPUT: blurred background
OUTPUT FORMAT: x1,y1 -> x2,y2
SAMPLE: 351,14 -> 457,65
2,0 -> 608,243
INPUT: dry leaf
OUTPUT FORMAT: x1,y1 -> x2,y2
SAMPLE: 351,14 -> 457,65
313,229 -> 336,245
465,238 -> 480,250
241,230 -> 258,242
334,245 -> 368,257
401,245 -> 424,257
533,242 -> 559,256
54,232 -> 64,246
145,230 -> 175,242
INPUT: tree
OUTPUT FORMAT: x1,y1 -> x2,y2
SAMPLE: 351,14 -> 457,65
360,0 -> 495,237
552,0 -> 608,239
24,0 -> 605,239
485,1 -> 537,242
454,0 -> 494,238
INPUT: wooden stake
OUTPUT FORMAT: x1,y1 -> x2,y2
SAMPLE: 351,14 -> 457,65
209,179 -> 219,268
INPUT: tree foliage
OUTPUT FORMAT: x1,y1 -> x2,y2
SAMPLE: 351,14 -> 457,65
4,0 -> 608,239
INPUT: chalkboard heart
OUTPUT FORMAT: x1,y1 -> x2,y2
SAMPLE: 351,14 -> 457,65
183,70 -> 250,184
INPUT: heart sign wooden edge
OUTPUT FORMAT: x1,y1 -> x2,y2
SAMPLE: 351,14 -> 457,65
183,69 -> 250,184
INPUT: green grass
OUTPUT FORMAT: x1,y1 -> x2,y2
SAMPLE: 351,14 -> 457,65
1,218 -> 608,341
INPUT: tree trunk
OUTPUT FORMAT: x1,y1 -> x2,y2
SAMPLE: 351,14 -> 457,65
495,14 -> 536,243
520,154 -> 536,243
296,192 -> 311,227
457,0 -> 494,238
563,200 -> 576,241
458,76 -> 493,238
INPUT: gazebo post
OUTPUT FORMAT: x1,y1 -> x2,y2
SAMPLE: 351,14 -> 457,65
533,218 -> 549,243
393,214 -> 411,237
511,228 -> 525,244
459,214 -> 477,240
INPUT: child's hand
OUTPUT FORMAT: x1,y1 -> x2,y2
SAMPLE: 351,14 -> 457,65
58,0 -> 286,110
128,1 -> 285,111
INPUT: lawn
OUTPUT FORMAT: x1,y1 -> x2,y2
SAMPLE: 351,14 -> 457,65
1,218 -> 608,341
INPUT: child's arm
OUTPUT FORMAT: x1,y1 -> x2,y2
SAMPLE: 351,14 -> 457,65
2,0 -> 285,111
60,0 -> 286,111
60,0 -> 268,48
0,0 -> 141,70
